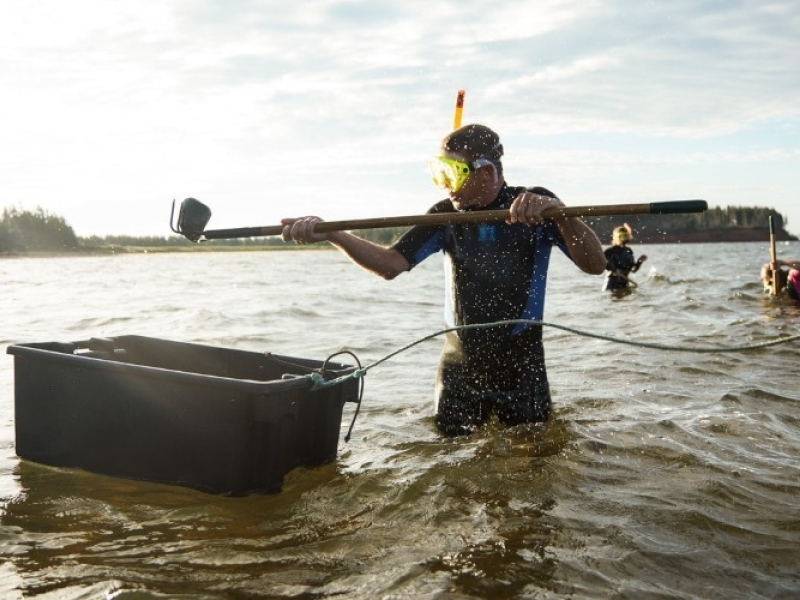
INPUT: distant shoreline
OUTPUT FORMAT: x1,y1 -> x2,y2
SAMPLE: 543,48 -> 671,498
632,227 -> 797,244
0,244 -> 332,258
3,237 -> 797,260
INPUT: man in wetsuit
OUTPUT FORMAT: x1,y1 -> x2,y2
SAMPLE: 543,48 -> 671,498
281,124 -> 606,436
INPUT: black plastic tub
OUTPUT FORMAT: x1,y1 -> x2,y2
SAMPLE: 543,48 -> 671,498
7,335 -> 360,495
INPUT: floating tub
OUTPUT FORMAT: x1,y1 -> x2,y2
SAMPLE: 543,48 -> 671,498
7,335 -> 360,495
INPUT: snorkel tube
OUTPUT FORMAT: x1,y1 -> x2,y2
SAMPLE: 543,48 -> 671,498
453,89 -> 465,130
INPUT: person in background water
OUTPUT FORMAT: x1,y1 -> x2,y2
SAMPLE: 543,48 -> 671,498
281,123 -> 606,436
604,224 -> 647,291
761,259 -> 800,301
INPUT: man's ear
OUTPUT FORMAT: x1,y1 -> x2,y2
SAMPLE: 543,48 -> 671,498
479,163 -> 498,184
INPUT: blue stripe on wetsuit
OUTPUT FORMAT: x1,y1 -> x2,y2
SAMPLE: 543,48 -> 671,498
513,227 -> 557,334
407,230 -> 444,267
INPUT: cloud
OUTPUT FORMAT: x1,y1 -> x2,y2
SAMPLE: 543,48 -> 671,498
1,0 -> 798,235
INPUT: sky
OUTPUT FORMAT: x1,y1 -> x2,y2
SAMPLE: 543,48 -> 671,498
1,0 -> 798,238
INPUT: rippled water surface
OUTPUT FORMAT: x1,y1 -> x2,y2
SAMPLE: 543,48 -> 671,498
1,242 -> 799,598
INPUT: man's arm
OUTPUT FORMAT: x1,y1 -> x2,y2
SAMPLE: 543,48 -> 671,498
631,254 -> 648,273
281,216 -> 410,280
779,259 -> 800,271
507,192 -> 606,275
551,217 -> 607,275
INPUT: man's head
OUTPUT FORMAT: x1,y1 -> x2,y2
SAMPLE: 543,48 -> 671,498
430,124 -> 505,210
613,226 -> 631,245
440,124 -> 504,165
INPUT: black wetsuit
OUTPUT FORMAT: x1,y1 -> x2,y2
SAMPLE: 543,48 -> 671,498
392,184 -> 569,436
604,245 -> 639,290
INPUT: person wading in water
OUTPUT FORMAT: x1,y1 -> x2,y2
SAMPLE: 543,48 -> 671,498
603,224 -> 647,291
281,123 -> 606,436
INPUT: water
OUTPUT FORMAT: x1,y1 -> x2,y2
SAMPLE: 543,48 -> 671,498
1,243 -> 799,599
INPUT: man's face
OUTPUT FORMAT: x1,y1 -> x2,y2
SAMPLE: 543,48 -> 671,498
444,151 -> 496,211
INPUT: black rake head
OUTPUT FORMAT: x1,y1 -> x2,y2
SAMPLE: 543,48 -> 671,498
170,198 -> 212,242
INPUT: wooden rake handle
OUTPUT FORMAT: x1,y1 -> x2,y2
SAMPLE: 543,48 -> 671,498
197,200 -> 708,241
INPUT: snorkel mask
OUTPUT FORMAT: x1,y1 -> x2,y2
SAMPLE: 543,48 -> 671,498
429,156 -> 496,192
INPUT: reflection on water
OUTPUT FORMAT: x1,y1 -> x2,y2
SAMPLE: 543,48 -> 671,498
1,243 -> 800,598
4,420 -> 570,598
3,421 -> 569,597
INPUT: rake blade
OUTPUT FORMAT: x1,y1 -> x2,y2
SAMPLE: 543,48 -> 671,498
176,198 -> 212,242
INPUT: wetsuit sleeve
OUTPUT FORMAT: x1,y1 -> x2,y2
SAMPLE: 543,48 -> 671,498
391,225 -> 442,269
390,200 -> 451,269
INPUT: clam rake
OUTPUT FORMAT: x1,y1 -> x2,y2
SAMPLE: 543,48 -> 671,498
170,197 -> 708,243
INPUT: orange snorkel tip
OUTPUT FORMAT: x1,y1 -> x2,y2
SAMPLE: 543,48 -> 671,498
453,89 -> 465,130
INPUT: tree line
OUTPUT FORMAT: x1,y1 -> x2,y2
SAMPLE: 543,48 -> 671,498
0,207 -> 80,253
0,205 -> 793,254
584,205 -> 793,243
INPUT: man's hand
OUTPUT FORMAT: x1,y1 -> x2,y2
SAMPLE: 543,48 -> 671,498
281,216 -> 328,244
507,191 -> 564,225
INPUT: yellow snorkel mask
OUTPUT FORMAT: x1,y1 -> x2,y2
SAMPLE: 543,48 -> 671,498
429,156 -> 495,193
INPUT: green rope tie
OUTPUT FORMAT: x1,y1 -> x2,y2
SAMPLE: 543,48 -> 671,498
310,369 -> 365,390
